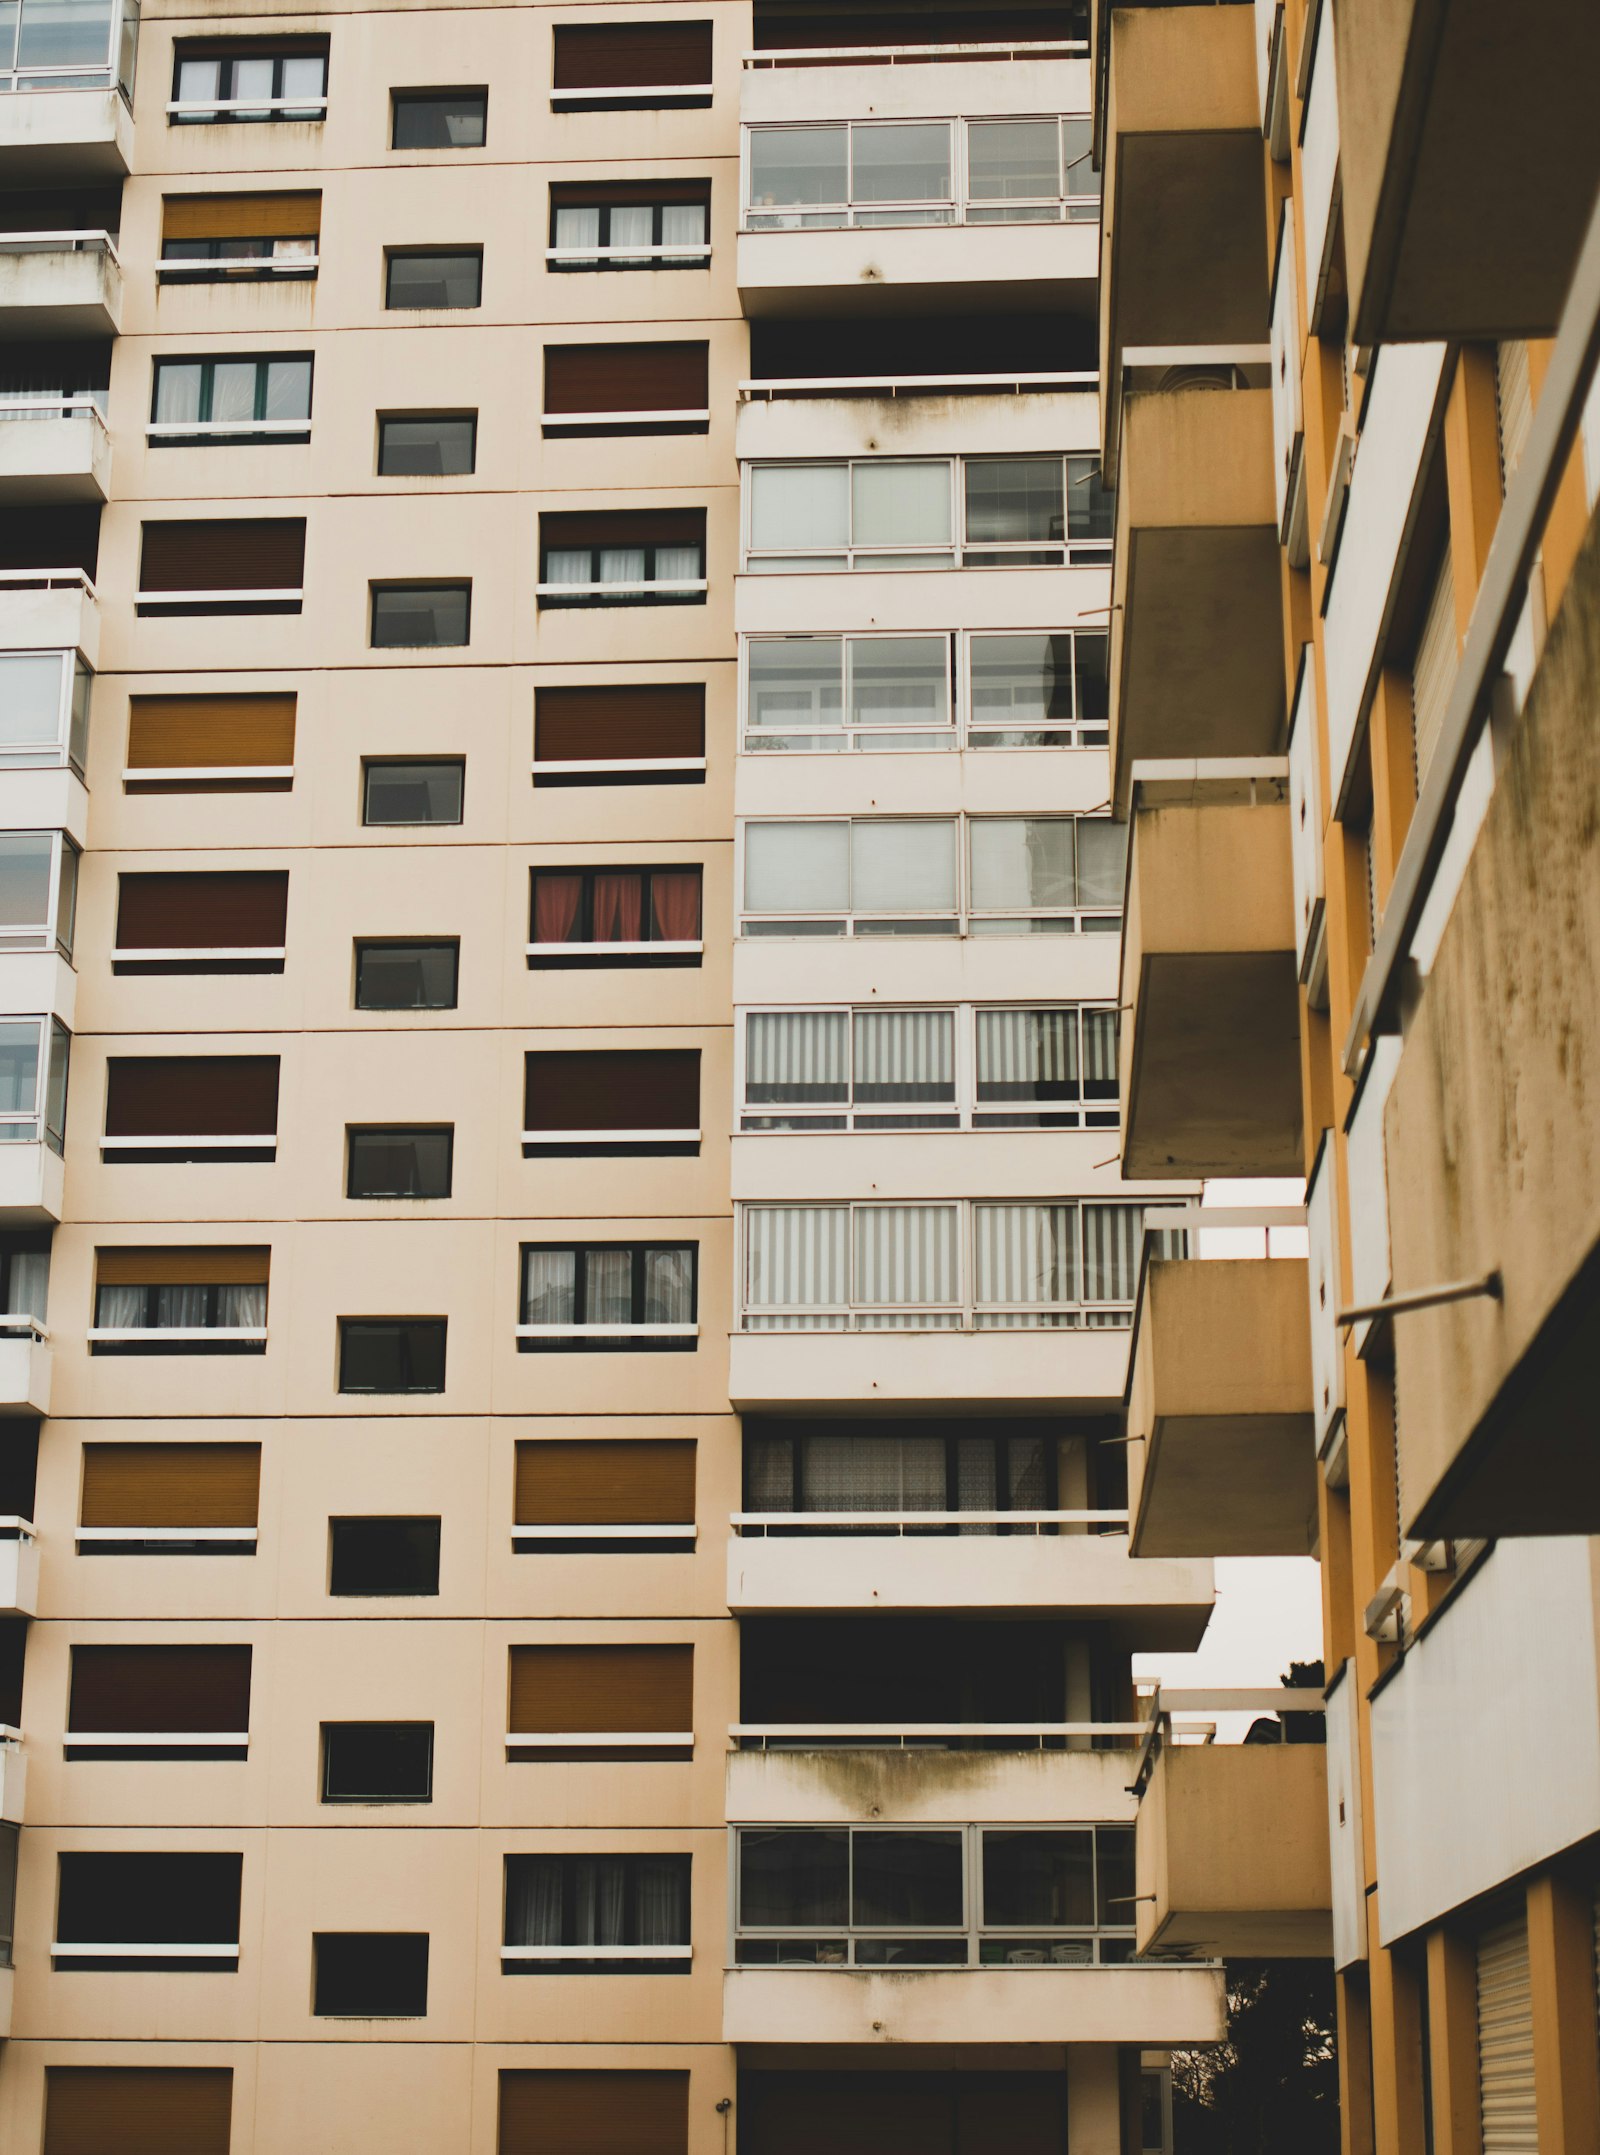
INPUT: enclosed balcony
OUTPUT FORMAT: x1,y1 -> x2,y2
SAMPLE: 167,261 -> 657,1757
0,1519 -> 36,1617
0,508 -> 99,665
1119,775 -> 1302,1178
0,1016 -> 69,1224
0,0 -> 138,179
1127,1252 -> 1317,1558
0,1239 -> 50,1415
0,217 -> 122,337
1335,0 -> 1600,345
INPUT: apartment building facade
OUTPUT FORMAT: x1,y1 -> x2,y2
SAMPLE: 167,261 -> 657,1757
1098,1 -> 1600,2151
0,3 -> 1230,2151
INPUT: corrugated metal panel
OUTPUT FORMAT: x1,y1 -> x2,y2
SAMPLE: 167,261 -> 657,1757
1476,1912 -> 1538,2151
1496,340 -> 1533,490
1411,543 -> 1458,792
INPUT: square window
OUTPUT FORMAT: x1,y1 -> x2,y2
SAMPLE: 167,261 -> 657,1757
377,415 -> 476,476
361,760 -> 464,826
313,1932 -> 429,2016
384,249 -> 482,310
347,1127 -> 453,1199
338,1318 -> 447,1394
370,584 -> 470,649
354,941 -> 459,1010
329,1517 -> 441,1595
391,89 -> 486,149
322,1723 -> 434,1803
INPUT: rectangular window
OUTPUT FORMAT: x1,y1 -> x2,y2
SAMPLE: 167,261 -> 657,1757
370,583 -> 471,648
514,1438 -> 696,1553
503,1854 -> 691,1972
499,2073 -> 689,2155
0,650 -> 90,772
44,2071 -> 234,2155
346,1127 -> 453,1200
158,192 -> 320,280
519,1245 -> 697,1351
0,0 -> 134,96
538,509 -> 705,606
0,1235 -> 49,1339
171,40 -> 328,123
77,1441 -> 261,1557
746,114 -> 1097,228
527,866 -> 702,966
362,759 -> 464,826
313,1933 -> 429,2017
354,940 -> 459,1010
549,181 -> 710,272
741,817 -> 957,936
114,870 -> 288,975
551,21 -> 712,110
125,692 -> 296,793
136,517 -> 305,615
741,1421 -> 1108,1536
328,1516 -> 440,1596
91,1247 -> 270,1354
969,816 -> 1126,933
0,1016 -> 70,1152
66,1644 -> 252,1760
338,1319 -> 447,1395
391,88 -> 487,149
523,1049 -> 699,1156
534,683 -> 705,786
0,829 -> 77,956
54,1852 -> 243,1970
321,1723 -> 434,1803
744,635 -> 951,751
543,342 -> 709,435
377,414 -> 476,475
966,630 -> 1108,748
385,248 -> 482,309
743,456 -> 1108,573
149,354 -> 312,444
507,1643 -> 693,1761
101,1058 -> 279,1163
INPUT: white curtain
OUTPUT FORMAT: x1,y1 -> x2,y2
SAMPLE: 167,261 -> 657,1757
553,205 -> 601,253
505,1858 -> 565,1946
973,1203 -> 1077,1324
804,1434 -> 945,1513
642,1248 -> 693,1325
976,1008 -> 1077,1092
853,1204 -> 959,1317
1081,1205 -> 1140,1304
744,1206 -> 849,1326
216,1285 -> 266,1328
635,1858 -> 686,1944
745,1011 -> 849,1101
661,202 -> 707,250
93,1283 -> 143,1330
585,1248 -> 634,1325
609,205 -> 653,255
153,1285 -> 211,1329
653,546 -> 700,584
853,1009 -> 953,1099
598,548 -> 646,585
523,1249 -> 577,1324
544,550 -> 591,588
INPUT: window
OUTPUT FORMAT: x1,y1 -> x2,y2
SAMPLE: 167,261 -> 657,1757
322,1723 -> 434,1803
101,1057 -> 280,1163
746,115 -> 1097,228
744,456 -> 1110,571
171,40 -> 328,123
0,1234 -> 49,1338
385,248 -> 482,310
53,1852 -> 243,1970
354,940 -> 459,1010
739,815 -> 1125,937
740,1200 -> 1171,1331
0,1016 -> 70,1151
0,1820 -> 15,1967
745,635 -> 951,750
966,116 -> 1097,222
740,1005 -> 1118,1132
159,192 -> 320,281
347,1127 -> 453,1200
328,1517 -> 441,1596
519,1245 -> 697,1351
136,518 -> 306,616
499,2073 -> 688,2155
733,1824 -> 1135,1967
0,650 -> 90,771
543,342 -> 708,435
313,1933 -> 429,2017
534,683 -> 705,785
514,1438 -> 696,1553
125,691 -> 296,793
523,1050 -> 699,1156
377,414 -> 476,475
967,630 -> 1107,747
91,1247 -> 270,1352
362,759 -> 464,825
551,21 -> 712,110
77,1442 -> 261,1557
549,182 -> 710,271
503,1854 -> 690,1972
527,866 -> 702,966
507,1643 -> 693,1761
66,1644 -> 252,1760
338,1319 -> 447,1394
0,829 -> 77,956
538,509 -> 705,606
43,2071 -> 234,2155
370,583 -> 471,648
150,355 -> 311,444
114,870 -> 288,974
391,88 -> 486,148
0,0 -> 137,97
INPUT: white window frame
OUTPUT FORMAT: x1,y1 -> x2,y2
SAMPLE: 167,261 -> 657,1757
0,649 -> 90,772
1,0 -> 137,95
168,46 -> 329,123
0,1013 -> 70,1150
740,114 -> 1099,232
0,829 -> 78,959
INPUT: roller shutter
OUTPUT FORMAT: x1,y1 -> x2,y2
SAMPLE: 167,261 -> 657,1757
69,1645 -> 252,1734
96,1247 -> 270,1288
79,1443 -> 261,1528
44,2068 -> 233,2155
139,520 -> 305,595
551,22 -> 711,90
515,1440 -> 696,1526
499,2070 -> 688,2155
544,343 -> 708,416
524,1049 -> 699,1134
1476,1912 -> 1537,2153
540,508 -> 704,552
507,1644 -> 692,1733
127,694 -> 297,778
162,191 -> 320,241
116,872 -> 288,953
103,1057 -> 280,1138
534,684 -> 704,767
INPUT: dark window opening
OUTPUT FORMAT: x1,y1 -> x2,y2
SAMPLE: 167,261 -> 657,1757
354,940 -> 459,1010
369,583 -> 471,649
548,184 -> 710,272
347,1128 -> 453,1200
54,1851 -> 243,1969
384,248 -> 482,309
321,1723 -> 434,1803
502,1853 -> 690,1973
377,414 -> 477,475
362,759 -> 463,826
338,1319 -> 447,1395
328,1517 -> 441,1596
313,1932 -> 429,2016
391,89 -> 487,149
523,1050 -> 700,1157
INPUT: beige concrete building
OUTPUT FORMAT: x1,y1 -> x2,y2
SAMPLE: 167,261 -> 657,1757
0,4 -> 1238,2151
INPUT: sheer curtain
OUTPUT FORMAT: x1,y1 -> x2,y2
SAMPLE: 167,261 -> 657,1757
599,547 -> 646,586
523,1250 -> 577,1324
745,1011 -> 849,1104
572,1858 -> 627,1945
554,206 -> 601,256
505,1857 -> 565,1947
853,1204 -> 960,1328
743,1205 -> 848,1329
153,1285 -> 209,1329
217,1284 -> 266,1328
635,1858 -> 687,1945
642,1248 -> 693,1325
853,1010 -> 953,1103
609,204 -> 652,259
803,1434 -> 943,1514
584,1249 -> 633,1325
660,202 -> 707,252
543,550 -> 592,588
92,1283 -> 143,1330
653,546 -> 700,585
973,1203 -> 1077,1326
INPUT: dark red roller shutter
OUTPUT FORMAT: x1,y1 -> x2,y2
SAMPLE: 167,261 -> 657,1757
139,520 -> 305,593
545,343 -> 708,416
116,872 -> 288,952
552,22 -> 711,90
104,1057 -> 280,1138
541,509 -> 704,551
535,685 -> 704,765
69,1645 -> 252,1734
525,1050 -> 699,1133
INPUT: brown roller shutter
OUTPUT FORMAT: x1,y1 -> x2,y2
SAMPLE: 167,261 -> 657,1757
499,2070 -> 688,2155
104,1058 -> 280,1138
550,179 -> 710,211
96,1248 -> 270,1288
80,1444 -> 261,1529
515,1440 -> 696,1526
508,1644 -> 692,1732
552,22 -> 711,90
128,695 -> 297,772
162,191 -> 321,241
139,520 -> 305,594
69,1645 -> 252,1734
541,509 -> 704,552
544,344 -> 708,416
116,873 -> 288,952
45,2068 -> 234,2155
524,1050 -> 699,1134
536,685 -> 704,765
753,9 -> 1062,50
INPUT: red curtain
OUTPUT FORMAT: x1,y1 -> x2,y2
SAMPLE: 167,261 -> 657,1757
593,872 -> 643,942
533,874 -> 582,944
651,871 -> 700,943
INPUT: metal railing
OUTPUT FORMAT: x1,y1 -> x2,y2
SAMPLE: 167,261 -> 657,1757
743,42 -> 1088,68
740,371 -> 1097,400
732,1509 -> 1129,1536
0,566 -> 95,597
1130,1686 -> 1327,1796
0,228 -> 118,259
733,1721 -> 1147,1752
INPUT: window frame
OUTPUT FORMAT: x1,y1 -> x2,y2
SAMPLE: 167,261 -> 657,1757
0,1015 -> 70,1153
501,1851 -> 693,1971
383,246 -> 484,311
526,865 -> 703,967
517,1242 -> 700,1351
367,582 -> 472,651
3,0 -> 138,98
89,1278 -> 269,1356
742,114 -> 1099,231
169,42 -> 329,124
320,1721 -> 436,1804
360,758 -> 465,828
337,1317 -> 448,1395
148,353 -> 313,445
547,193 -> 711,272
389,86 -> 488,151
536,536 -> 707,608
345,1126 -> 455,1201
375,412 -> 478,477
0,829 -> 79,959
0,649 -> 91,773
352,939 -> 460,1011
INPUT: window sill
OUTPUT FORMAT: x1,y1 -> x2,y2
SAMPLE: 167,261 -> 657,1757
551,86 -> 712,111
521,1128 -> 700,1159
506,1731 -> 694,1761
513,1524 -> 696,1551
112,947 -> 285,976
535,580 -> 707,608
533,756 -> 706,787
75,1527 -> 258,1554
98,1138 -> 277,1163
51,1944 -> 240,1970
88,1328 -> 268,1356
135,590 -> 303,617
65,1732 -> 249,1760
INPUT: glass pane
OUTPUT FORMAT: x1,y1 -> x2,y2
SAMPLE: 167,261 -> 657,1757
386,251 -> 481,308
68,661 -> 91,772
741,1829 -> 848,1928
983,1830 -> 1094,1926
598,548 -> 646,584
746,1012 -> 849,1103
378,417 -> 474,476
852,1831 -> 963,1926
230,55 -> 273,105
850,820 -> 956,912
176,56 -> 220,102
969,820 -> 1075,912
1097,1828 -> 1135,1926
661,202 -> 706,248
16,0 -> 112,69
1074,633 -> 1109,723
970,634 -> 1073,730
643,1247 -> 693,1325
209,361 -> 260,425
973,1204 -> 1077,1308
609,204 -> 652,252
371,586 -> 470,648
966,459 -> 1065,544
750,464 -> 849,552
54,840 -> 77,955
747,638 -> 843,732
363,761 -> 464,824
152,362 -> 204,425
744,821 -> 850,914
0,653 -> 64,748
583,1247 -> 633,1325
976,1009 -> 1080,1101
850,123 -> 951,205
0,834 -> 52,934
355,943 -> 457,1010
853,1205 -> 959,1308
554,205 -> 601,252
853,1009 -> 954,1102
393,91 -> 485,148
264,358 -> 312,419
1063,118 -> 1096,198
967,119 -> 1060,202
851,462 -> 950,548
750,127 -> 847,209
0,1022 -> 40,1117
348,1130 -> 451,1199
849,638 -> 948,730
44,1021 -> 69,1147
1067,456 -> 1114,541
1075,821 -> 1127,908
522,1249 -> 576,1324
280,54 -> 325,108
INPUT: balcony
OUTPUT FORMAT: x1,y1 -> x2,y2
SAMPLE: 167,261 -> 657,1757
0,1321 -> 49,1415
1109,379 -> 1284,814
728,1738 -> 1140,1830
0,230 -> 121,335
732,1326 -> 1133,1415
725,1961 -> 1223,2045
1133,1690 -> 1332,1958
736,376 -> 1099,466
1335,0 -> 1600,344
0,566 -> 98,668
1127,1254 -> 1317,1557
0,1725 -> 22,1821
0,1521 -> 37,1616
1095,3 -> 1268,442
1119,775 -> 1302,1178
0,396 -> 109,502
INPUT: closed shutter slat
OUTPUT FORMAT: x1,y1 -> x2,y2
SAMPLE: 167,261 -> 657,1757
69,1645 -> 252,1733
536,685 -> 704,764
551,22 -> 711,90
128,695 -> 297,771
162,191 -> 321,241
116,872 -> 288,952
507,1644 -> 692,1732
140,520 -> 306,595
499,2070 -> 689,2155
541,509 -> 704,551
96,1247 -> 270,1288
45,2069 -> 234,2155
544,344 -> 708,416
1477,1912 -> 1538,2153
104,1057 -> 280,1139
80,1443 -> 261,1529
515,1440 -> 696,1527
550,179 -> 710,211
524,1050 -> 699,1133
